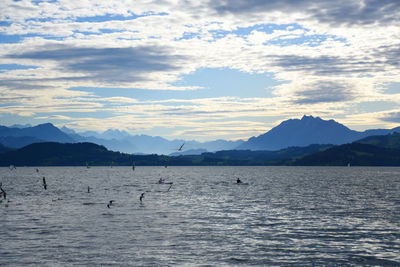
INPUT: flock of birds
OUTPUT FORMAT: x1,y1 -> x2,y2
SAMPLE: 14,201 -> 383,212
1,170 -> 244,208
0,166 -> 177,209
0,143 -> 187,208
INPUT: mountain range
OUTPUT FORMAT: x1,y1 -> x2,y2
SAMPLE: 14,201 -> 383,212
0,123 -> 243,154
0,115 -> 399,155
2,132 -> 400,166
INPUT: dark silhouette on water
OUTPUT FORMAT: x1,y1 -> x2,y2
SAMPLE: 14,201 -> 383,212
87,186 -> 90,193
0,183 -> 6,199
107,200 -> 114,208
140,193 -> 145,202
42,177 -> 47,190
236,178 -> 242,184
157,178 -> 173,185
167,184 -> 173,192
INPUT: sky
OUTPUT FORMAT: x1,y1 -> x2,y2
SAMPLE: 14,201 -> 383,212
0,0 -> 400,141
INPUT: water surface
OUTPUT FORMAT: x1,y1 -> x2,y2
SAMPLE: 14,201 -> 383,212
1,166 -> 399,266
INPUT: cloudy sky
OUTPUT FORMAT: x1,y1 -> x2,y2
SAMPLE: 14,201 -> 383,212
1,0 -> 400,141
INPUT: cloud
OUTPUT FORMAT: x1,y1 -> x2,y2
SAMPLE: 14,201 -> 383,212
6,44 -> 187,86
293,81 -> 355,104
208,0 -> 400,27
0,79 -> 54,90
380,112 -> 400,123
373,45 -> 400,68
268,54 -> 383,76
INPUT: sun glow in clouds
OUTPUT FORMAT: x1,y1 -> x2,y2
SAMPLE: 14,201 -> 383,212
1,0 -> 400,140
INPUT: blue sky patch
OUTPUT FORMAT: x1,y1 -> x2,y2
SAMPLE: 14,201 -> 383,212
383,82 -> 400,94
70,68 -> 278,101
0,64 -> 38,73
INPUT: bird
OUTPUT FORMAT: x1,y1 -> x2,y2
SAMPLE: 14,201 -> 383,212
140,192 -> 145,202
0,187 -> 6,200
42,177 -> 47,190
178,143 -> 185,151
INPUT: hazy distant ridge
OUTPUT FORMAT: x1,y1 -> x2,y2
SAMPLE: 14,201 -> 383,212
0,123 -> 243,155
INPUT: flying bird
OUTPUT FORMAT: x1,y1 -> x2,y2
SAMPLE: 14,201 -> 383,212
178,143 -> 185,151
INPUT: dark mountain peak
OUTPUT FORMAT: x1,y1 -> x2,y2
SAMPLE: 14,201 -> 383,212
301,115 -> 334,125
300,115 -> 336,124
301,115 -> 316,121
35,123 -> 56,129
275,115 -> 343,130
238,115 -> 359,151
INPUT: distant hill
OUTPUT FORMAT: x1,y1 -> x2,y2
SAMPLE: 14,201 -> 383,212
356,132 -> 400,149
237,115 -> 400,151
293,142 -> 400,166
0,142 -> 169,166
0,142 -> 330,166
198,144 -> 332,165
2,138 -> 399,166
0,143 -> 12,153
0,142 -> 113,166
170,148 -> 208,156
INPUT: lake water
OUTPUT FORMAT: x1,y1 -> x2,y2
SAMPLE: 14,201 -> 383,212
0,166 -> 399,266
